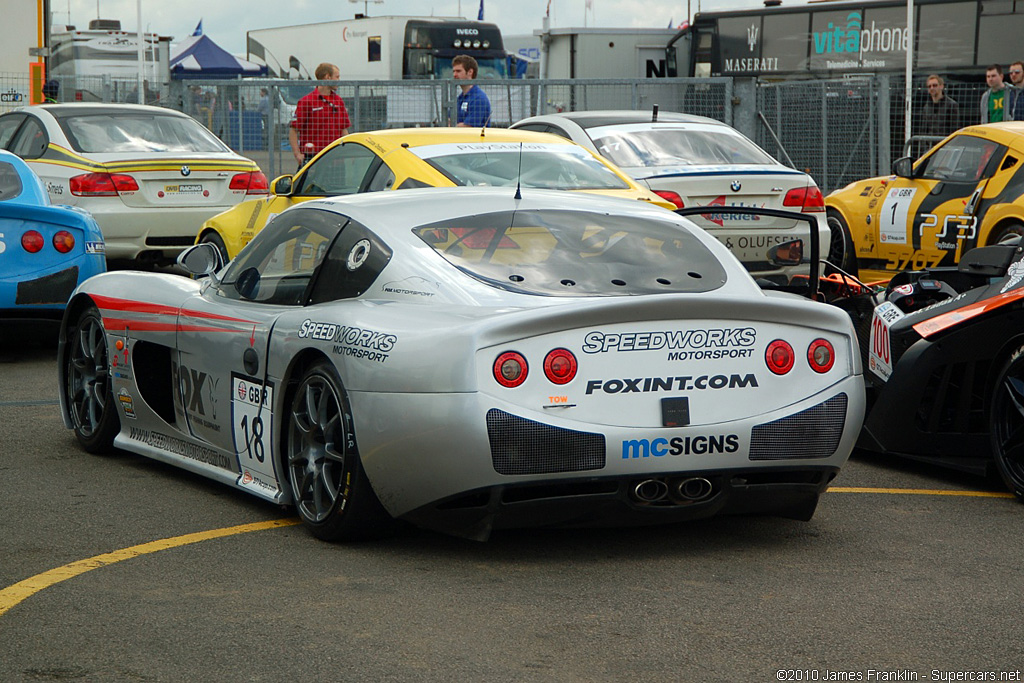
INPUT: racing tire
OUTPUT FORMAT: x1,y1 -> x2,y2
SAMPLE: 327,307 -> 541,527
990,222 -> 1024,246
198,231 -> 230,266
989,347 -> 1024,502
826,211 -> 857,274
65,306 -> 120,453
285,360 -> 394,541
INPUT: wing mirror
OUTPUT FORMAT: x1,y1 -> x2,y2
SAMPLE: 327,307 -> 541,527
892,156 -> 914,178
768,239 -> 804,266
272,174 -> 293,196
177,242 -> 223,277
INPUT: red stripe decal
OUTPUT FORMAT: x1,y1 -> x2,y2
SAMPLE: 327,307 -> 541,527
180,308 -> 256,324
103,318 -> 249,334
91,295 -> 256,325
92,294 -> 178,316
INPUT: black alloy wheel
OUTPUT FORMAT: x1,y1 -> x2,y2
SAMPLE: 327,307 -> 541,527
65,306 -> 119,453
285,360 -> 393,540
826,211 -> 857,274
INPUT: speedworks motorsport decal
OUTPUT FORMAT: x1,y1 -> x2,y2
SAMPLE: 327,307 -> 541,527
621,434 -> 740,459
297,320 -> 397,363
586,374 -> 758,395
582,328 -> 756,361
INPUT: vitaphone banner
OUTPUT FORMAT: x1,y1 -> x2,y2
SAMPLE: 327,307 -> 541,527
715,1 -> 993,76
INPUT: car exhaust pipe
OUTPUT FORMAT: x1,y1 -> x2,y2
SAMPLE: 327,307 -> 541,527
633,479 -> 669,503
674,477 -> 714,502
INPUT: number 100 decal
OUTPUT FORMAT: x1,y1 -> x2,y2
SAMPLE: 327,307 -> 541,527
231,373 -> 279,497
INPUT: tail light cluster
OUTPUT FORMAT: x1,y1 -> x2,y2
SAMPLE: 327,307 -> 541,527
70,172 -> 139,196
20,229 -> 75,254
493,348 -> 578,388
230,171 -> 269,195
783,185 -> 825,213
653,190 -> 684,208
765,338 -> 835,375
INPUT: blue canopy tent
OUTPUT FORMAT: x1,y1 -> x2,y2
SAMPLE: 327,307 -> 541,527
169,34 -> 268,79
172,35 -> 268,150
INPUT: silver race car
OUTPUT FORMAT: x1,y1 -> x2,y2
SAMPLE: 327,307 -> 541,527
58,188 -> 865,541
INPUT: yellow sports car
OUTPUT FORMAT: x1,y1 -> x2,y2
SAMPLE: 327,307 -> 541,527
826,122 -> 1024,283
197,128 -> 675,261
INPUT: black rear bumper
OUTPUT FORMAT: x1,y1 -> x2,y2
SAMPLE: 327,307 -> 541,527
401,466 -> 840,541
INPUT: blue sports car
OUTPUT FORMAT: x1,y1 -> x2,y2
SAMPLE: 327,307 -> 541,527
0,149 -> 105,320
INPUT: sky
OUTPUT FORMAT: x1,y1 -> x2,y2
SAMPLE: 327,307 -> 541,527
58,0 -> 808,55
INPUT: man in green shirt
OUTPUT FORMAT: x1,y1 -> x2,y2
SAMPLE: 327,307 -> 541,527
981,64 -> 1009,123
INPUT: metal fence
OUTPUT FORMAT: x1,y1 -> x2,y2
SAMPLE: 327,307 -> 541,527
0,70 -> 995,194
755,76 -> 990,193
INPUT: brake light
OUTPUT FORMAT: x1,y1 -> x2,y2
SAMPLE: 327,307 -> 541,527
543,348 -> 578,385
783,186 -> 825,212
493,351 -> 528,388
765,340 -> 795,375
53,230 -> 75,253
230,171 -> 270,195
807,339 -> 835,373
22,230 -> 44,253
653,190 -> 684,208
70,172 -> 139,196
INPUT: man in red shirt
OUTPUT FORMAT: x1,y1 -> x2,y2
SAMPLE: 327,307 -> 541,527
289,62 -> 351,170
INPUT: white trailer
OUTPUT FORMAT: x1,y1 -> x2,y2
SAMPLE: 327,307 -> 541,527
536,27 -> 682,80
48,20 -> 171,103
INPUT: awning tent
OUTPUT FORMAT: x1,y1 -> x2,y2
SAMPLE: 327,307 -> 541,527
169,34 -> 268,79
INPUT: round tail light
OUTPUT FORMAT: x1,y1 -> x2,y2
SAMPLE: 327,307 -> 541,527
808,339 -> 835,373
22,230 -> 44,253
493,351 -> 528,388
53,230 -> 76,253
765,340 -> 795,375
543,348 -> 578,385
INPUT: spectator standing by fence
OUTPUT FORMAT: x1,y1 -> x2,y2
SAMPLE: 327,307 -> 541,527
1008,61 -> 1024,121
257,88 -> 273,148
41,80 -> 59,103
981,64 -> 1012,123
452,55 -> 491,128
289,62 -> 350,171
920,75 -> 960,137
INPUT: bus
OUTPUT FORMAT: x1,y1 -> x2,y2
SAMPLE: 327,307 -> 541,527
666,0 -> 1024,82
246,16 -> 520,128
246,16 -> 510,81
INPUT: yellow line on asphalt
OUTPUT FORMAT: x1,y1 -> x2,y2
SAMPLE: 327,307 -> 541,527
0,518 -> 301,618
829,486 -> 1015,498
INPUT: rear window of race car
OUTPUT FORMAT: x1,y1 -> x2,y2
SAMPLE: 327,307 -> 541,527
412,142 -> 631,191
414,209 -> 728,296
0,161 -> 23,200
56,111 -> 230,154
588,123 -> 776,169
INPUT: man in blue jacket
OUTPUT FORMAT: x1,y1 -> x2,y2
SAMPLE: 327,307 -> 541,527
452,55 -> 491,128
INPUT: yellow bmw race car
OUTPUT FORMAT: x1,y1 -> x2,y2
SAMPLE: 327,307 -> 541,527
826,122 -> 1024,283
197,127 -> 675,261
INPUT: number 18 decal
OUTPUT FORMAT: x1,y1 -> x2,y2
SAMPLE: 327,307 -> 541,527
231,374 -> 278,496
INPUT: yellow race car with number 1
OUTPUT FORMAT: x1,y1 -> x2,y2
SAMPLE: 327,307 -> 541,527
826,122 -> 1024,283
197,127 -> 675,262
